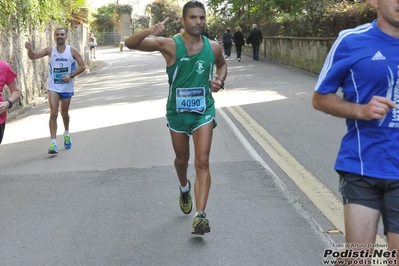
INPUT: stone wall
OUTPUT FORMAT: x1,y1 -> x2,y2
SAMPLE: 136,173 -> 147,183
1,24 -> 89,113
241,36 -> 336,74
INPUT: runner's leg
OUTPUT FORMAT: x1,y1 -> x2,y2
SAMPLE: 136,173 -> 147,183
60,97 -> 72,132
48,91 -> 61,139
170,130 -> 190,187
192,122 -> 213,212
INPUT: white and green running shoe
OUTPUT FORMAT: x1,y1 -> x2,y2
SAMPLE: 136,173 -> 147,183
64,133 -> 72,149
48,142 -> 58,154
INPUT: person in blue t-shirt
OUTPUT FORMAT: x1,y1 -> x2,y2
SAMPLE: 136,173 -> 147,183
313,0 -> 399,263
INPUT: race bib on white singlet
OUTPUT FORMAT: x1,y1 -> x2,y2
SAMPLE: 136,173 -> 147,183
53,67 -> 68,84
176,87 -> 206,114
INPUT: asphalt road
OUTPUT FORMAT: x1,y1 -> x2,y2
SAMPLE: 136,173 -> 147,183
0,46 -> 355,266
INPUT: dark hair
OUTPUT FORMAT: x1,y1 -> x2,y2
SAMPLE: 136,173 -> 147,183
183,1 -> 205,18
54,28 -> 67,35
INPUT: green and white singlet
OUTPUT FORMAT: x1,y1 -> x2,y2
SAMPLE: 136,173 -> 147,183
166,35 -> 215,119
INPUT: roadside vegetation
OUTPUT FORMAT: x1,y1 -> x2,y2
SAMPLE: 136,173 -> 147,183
0,0 -> 88,31
0,0 -> 376,39
87,0 -> 376,41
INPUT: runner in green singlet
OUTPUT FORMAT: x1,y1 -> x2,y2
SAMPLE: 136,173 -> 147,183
125,1 -> 227,235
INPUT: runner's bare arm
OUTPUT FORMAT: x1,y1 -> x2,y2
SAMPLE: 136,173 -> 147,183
312,91 -> 397,120
125,17 -> 172,52
0,80 -> 21,114
209,41 -> 227,91
71,47 -> 86,76
25,38 -> 51,60
60,47 -> 87,83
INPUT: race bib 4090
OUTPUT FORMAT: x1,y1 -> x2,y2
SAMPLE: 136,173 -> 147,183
176,87 -> 206,114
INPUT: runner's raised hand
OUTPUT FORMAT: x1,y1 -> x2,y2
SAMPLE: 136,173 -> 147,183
25,37 -> 32,50
151,17 -> 170,36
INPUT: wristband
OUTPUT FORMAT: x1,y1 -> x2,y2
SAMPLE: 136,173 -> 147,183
6,99 -> 13,109
220,80 -> 225,90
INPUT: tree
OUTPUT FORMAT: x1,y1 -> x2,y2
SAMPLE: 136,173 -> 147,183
206,0 -> 375,37
145,0 -> 181,37
90,3 -> 118,33
132,15 -> 150,33
0,0 -> 88,31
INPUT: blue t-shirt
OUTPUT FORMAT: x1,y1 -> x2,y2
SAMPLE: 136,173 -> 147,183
315,20 -> 399,179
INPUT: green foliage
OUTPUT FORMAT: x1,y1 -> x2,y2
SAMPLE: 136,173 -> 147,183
207,0 -> 376,37
146,1 -> 181,37
88,0 -> 374,39
0,0 -> 88,31
90,3 -> 133,36
204,6 -> 240,40
91,3 -> 118,33
321,0 -> 376,35
116,4 -> 133,15
132,15 -> 150,33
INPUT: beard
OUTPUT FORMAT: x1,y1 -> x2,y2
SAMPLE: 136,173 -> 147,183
380,10 -> 399,29
186,27 -> 203,36
56,38 -> 66,45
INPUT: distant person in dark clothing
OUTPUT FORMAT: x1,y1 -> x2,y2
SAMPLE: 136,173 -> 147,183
222,27 -> 233,58
248,24 -> 262,60
233,26 -> 245,62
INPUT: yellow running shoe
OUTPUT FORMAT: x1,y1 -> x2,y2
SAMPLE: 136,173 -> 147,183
192,211 -> 210,235
179,179 -> 192,214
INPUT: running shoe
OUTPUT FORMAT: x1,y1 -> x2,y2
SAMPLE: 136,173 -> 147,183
192,211 -> 210,235
64,133 -> 72,149
179,180 -> 192,214
48,143 -> 58,154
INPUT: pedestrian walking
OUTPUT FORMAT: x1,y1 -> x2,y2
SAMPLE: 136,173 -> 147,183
124,0 -> 227,235
25,28 -> 86,154
233,26 -> 245,62
0,60 -> 21,144
313,0 -> 399,264
247,24 -> 262,60
222,27 -> 233,58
